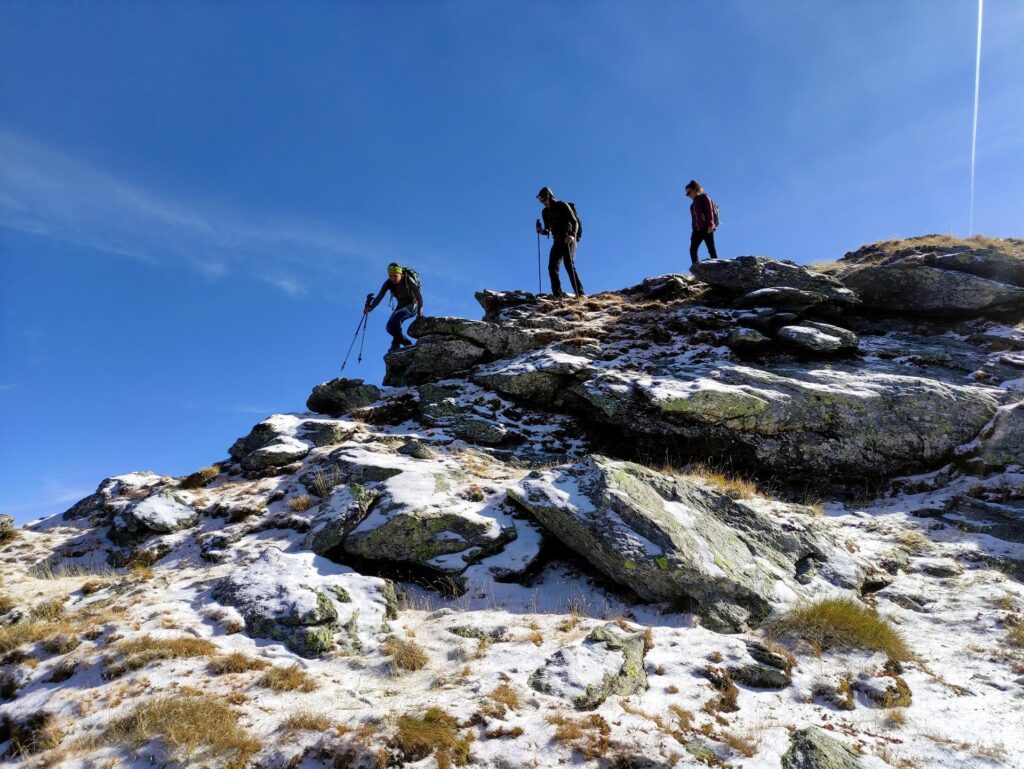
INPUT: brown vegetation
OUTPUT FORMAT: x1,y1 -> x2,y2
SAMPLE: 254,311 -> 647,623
105,635 -> 218,678
259,663 -> 318,692
103,693 -> 259,769
392,707 -> 472,768
180,464 -> 221,489
768,597 -> 911,660
208,652 -> 270,675
384,636 -> 428,672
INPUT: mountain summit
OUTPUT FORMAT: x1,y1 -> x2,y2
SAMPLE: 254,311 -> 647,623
2,236 -> 1023,768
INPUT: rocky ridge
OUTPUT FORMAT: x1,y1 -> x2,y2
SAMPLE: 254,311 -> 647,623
1,237 -> 1022,768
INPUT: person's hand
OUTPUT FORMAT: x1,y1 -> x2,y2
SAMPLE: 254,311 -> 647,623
535,223 -> 543,234
565,235 -> 576,246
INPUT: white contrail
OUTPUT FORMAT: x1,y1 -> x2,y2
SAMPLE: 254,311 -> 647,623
969,0 -> 983,235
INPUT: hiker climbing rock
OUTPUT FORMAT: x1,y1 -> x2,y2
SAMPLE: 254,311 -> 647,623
365,263 -> 424,352
685,179 -> 719,266
535,186 -> 585,299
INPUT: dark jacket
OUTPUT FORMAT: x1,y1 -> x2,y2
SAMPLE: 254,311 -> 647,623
540,199 -> 579,239
368,277 -> 422,311
690,193 -> 716,233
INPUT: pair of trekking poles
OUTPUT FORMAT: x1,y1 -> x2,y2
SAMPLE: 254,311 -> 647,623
340,292 -> 375,372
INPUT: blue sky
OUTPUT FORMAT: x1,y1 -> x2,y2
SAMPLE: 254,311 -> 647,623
2,1 -> 1022,523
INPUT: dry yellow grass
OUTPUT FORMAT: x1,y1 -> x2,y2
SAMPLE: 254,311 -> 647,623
719,729 -> 757,757
282,711 -> 333,732
104,693 -> 259,769
1006,624 -> 1024,649
546,712 -> 610,759
105,635 -> 218,678
393,707 -> 471,768
259,663 -> 318,692
384,636 -> 429,672
489,683 -> 520,712
768,597 -> 911,660
180,464 -> 220,489
288,494 -> 316,512
872,234 -> 1018,256
31,597 -> 68,621
208,652 -> 270,675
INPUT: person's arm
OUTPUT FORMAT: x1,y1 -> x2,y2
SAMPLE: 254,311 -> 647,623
539,208 -> 552,236
366,281 -> 389,311
412,284 -> 424,316
698,194 -> 714,231
564,202 -> 579,239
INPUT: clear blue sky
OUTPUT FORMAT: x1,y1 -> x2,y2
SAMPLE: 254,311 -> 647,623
2,1 -> 1022,523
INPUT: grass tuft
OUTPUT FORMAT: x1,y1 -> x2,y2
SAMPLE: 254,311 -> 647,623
547,712 -> 610,759
104,693 -> 259,769
209,652 -> 269,675
392,707 -> 471,768
105,635 -> 218,678
259,663 -> 318,692
768,597 -> 911,660
288,494 -> 316,512
282,711 -> 333,732
384,636 -> 429,672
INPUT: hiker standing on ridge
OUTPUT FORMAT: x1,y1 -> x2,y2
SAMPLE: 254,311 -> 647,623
535,186 -> 585,299
685,179 -> 719,266
364,263 -> 423,352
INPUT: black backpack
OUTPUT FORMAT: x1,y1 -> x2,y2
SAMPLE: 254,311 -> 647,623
403,266 -> 422,293
568,202 -> 583,242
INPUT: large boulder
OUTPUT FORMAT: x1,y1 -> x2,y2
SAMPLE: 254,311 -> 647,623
110,492 -> 198,545
475,289 -> 540,321
508,455 -> 829,631
240,435 -> 311,471
777,325 -> 845,353
343,468 -> 513,574
383,337 -> 486,387
780,727 -> 865,769
473,349 -> 593,405
692,256 -> 859,306
529,623 -> 648,709
306,378 -> 381,417
568,365 -> 1002,479
408,316 -> 537,358
303,483 -> 380,554
212,548 -> 397,657
839,264 -> 1024,316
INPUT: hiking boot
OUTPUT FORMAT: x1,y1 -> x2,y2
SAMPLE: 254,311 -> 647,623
399,336 -> 414,347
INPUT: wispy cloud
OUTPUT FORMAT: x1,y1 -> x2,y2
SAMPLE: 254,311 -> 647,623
0,128 -> 401,296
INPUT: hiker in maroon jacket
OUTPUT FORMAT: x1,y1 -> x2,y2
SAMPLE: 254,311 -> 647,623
685,179 -> 718,266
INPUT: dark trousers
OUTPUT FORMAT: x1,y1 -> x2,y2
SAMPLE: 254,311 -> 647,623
549,238 -> 584,297
690,230 -> 718,264
386,304 -> 417,348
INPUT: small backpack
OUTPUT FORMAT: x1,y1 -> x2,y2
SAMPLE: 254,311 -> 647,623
709,196 -> 720,228
567,202 -> 583,242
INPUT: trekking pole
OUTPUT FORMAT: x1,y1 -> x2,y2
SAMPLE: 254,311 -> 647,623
340,299 -> 371,372
357,307 -> 369,364
535,225 -> 542,294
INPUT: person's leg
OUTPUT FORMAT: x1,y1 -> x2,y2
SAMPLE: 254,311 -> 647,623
565,241 -> 584,296
548,242 -> 565,297
689,231 -> 702,265
386,305 -> 416,349
705,232 -> 718,260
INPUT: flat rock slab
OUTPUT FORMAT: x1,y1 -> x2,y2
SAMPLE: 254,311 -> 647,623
111,493 -> 198,545
839,264 -> 1024,315
781,727 -> 865,769
509,454 -> 827,631
693,255 -> 859,306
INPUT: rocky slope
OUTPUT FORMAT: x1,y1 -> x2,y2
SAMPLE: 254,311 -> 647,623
1,236 -> 1022,768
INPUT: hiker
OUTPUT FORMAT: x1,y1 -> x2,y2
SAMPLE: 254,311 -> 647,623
364,263 -> 424,351
535,186 -> 585,299
685,179 -> 718,266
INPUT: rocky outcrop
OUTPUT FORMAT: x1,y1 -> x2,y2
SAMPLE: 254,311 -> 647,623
956,401 -> 1024,473
781,727 -> 865,769
839,264 -> 1024,316
693,256 -> 860,307
384,337 -> 486,387
509,455 -> 834,631
212,548 -> 397,657
306,378 -> 381,417
529,623 -> 648,709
